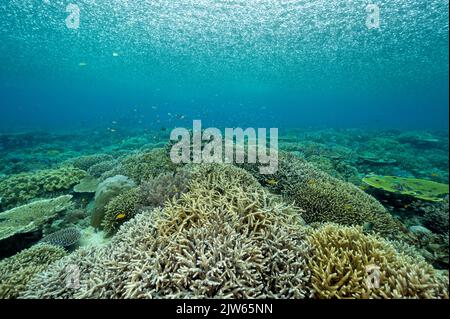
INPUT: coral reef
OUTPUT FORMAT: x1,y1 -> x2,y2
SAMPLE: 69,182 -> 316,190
306,223 -> 448,299
101,188 -> 141,235
21,164 -> 311,299
73,176 -> 99,193
363,175 -> 449,202
138,171 -> 191,208
0,244 -> 66,299
0,167 -> 85,210
0,195 -> 73,242
240,152 -> 406,239
87,160 -> 119,178
68,154 -> 114,171
41,227 -> 81,247
412,197 -> 449,235
91,175 -> 136,228
121,148 -> 179,184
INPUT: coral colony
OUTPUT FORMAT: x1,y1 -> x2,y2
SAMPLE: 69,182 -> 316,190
170,120 -> 279,174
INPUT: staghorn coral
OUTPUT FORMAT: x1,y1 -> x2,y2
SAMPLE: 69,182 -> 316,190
41,227 -> 82,247
0,167 -> 85,210
0,244 -> 66,299
306,223 -> 448,299
240,152 -> 406,239
21,164 -> 311,299
121,148 -> 179,184
0,195 -> 73,241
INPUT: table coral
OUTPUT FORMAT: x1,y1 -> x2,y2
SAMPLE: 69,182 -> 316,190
362,175 -> 449,202
0,195 -> 73,242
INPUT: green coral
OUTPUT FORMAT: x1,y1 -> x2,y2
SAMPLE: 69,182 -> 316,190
363,175 -> 449,202
68,154 -> 114,171
0,244 -> 66,299
0,167 -> 85,210
0,195 -> 73,241
121,148 -> 179,184
102,188 -> 141,235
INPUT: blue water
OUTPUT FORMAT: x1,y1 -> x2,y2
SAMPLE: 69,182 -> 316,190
0,0 -> 448,131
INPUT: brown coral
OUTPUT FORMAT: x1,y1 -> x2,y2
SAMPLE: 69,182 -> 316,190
306,223 -> 448,299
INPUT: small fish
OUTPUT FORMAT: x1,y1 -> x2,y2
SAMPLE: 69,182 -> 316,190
78,62 -> 87,67
266,178 -> 278,186
112,52 -> 120,57
115,213 -> 126,220
431,173 -> 439,177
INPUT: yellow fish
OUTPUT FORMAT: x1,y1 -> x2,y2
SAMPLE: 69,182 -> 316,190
266,178 -> 278,186
115,213 -> 126,220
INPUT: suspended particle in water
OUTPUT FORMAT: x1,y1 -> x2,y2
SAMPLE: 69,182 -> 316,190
366,4 -> 381,29
66,3 -> 80,30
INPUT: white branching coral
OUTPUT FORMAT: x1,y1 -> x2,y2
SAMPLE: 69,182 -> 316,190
21,164 -> 311,299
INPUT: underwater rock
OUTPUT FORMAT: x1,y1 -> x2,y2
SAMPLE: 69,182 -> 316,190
362,175 -> 449,202
91,175 -> 135,228
0,195 -> 73,242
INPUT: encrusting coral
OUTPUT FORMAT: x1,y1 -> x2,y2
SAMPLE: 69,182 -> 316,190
240,152 -> 406,239
0,244 -> 67,299
306,223 -> 448,299
21,164 -> 312,299
0,167 -> 85,210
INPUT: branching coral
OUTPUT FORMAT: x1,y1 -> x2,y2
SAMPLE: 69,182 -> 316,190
139,170 -> 191,208
240,152 -> 406,239
68,154 -> 114,171
21,164 -> 311,299
0,244 -> 66,299
121,148 -> 180,184
88,160 -> 119,178
0,167 -> 85,210
306,223 -> 448,299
